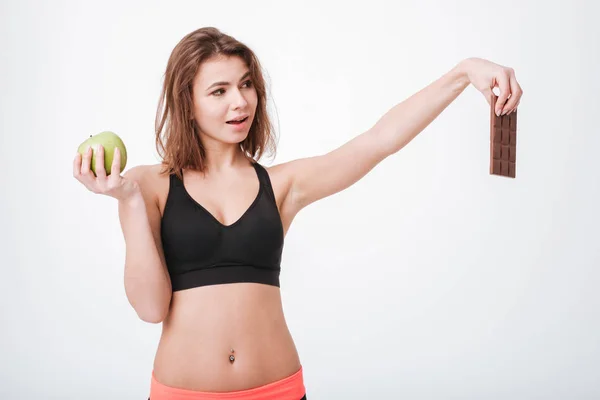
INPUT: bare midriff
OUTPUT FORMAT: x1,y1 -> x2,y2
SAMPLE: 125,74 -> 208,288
152,282 -> 302,392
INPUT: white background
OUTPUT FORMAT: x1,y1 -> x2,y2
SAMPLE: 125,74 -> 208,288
1,0 -> 599,399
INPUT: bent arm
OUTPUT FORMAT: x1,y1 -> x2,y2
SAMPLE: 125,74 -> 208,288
282,60 -> 471,211
118,167 -> 171,323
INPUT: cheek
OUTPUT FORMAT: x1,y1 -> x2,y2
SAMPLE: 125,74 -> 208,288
250,90 -> 259,107
194,100 -> 227,126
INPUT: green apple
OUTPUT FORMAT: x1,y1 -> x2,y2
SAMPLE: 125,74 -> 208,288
77,131 -> 127,176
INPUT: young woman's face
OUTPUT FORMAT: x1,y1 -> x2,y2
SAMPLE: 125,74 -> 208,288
191,55 -> 258,146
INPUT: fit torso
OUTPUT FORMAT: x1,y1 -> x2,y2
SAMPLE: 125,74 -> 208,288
145,162 -> 300,391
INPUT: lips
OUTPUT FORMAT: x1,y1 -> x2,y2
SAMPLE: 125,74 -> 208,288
226,116 -> 249,124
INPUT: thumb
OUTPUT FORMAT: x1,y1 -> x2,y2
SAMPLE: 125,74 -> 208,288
494,73 -> 511,116
482,87 -> 494,106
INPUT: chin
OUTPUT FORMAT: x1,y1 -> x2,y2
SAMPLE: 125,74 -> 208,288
227,129 -> 250,141
219,133 -> 249,145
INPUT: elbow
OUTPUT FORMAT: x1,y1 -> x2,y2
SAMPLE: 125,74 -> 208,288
126,286 -> 172,324
139,311 -> 166,324
124,270 -> 172,324
137,301 -> 170,324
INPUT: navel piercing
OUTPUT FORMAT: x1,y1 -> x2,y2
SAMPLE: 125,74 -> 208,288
229,348 -> 235,363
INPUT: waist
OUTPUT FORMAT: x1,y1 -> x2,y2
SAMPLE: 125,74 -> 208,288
154,332 -> 301,392
153,284 -> 301,391
150,366 -> 305,399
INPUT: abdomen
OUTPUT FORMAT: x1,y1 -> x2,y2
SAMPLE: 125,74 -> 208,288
152,283 -> 301,391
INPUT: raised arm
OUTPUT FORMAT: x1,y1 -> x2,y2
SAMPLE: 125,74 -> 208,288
279,57 -> 523,214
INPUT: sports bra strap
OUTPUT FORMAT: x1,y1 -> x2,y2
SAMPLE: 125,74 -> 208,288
169,172 -> 183,188
253,163 -> 277,203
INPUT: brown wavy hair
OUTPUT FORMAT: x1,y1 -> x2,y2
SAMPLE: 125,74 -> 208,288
155,27 -> 277,179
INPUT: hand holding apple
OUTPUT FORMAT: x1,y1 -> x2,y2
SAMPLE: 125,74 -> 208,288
77,131 -> 127,175
73,131 -> 139,202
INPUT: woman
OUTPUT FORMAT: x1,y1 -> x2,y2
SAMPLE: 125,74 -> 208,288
72,27 -> 522,399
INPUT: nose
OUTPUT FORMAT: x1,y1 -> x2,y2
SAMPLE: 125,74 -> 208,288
231,88 -> 248,109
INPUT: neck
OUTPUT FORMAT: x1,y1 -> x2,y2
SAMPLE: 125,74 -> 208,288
201,143 -> 251,174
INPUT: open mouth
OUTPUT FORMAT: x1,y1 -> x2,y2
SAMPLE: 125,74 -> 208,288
226,117 -> 248,125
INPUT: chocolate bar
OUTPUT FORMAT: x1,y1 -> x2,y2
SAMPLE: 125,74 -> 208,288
490,95 -> 517,178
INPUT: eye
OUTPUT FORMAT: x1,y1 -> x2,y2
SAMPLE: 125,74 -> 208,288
211,80 -> 252,97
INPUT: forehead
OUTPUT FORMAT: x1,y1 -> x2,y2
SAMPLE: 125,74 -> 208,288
194,55 -> 248,85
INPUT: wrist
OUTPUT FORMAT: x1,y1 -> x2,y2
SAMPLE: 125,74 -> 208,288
454,58 -> 472,87
445,59 -> 470,94
117,185 -> 144,207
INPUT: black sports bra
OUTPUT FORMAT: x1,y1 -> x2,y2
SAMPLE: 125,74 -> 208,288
160,162 -> 284,292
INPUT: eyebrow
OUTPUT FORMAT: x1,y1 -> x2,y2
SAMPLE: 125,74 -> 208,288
206,71 -> 251,91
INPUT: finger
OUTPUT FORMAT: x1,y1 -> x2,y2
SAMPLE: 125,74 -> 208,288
482,87 -> 494,106
502,74 -> 522,115
73,153 -> 82,178
80,146 -> 92,175
110,147 -> 121,177
73,152 -> 95,191
494,71 -> 511,116
510,98 -> 521,114
95,145 -> 107,178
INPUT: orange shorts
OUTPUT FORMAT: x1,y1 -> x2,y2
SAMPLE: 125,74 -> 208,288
149,367 -> 306,400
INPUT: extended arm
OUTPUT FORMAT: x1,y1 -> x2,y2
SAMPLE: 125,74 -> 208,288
278,57 -> 522,214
